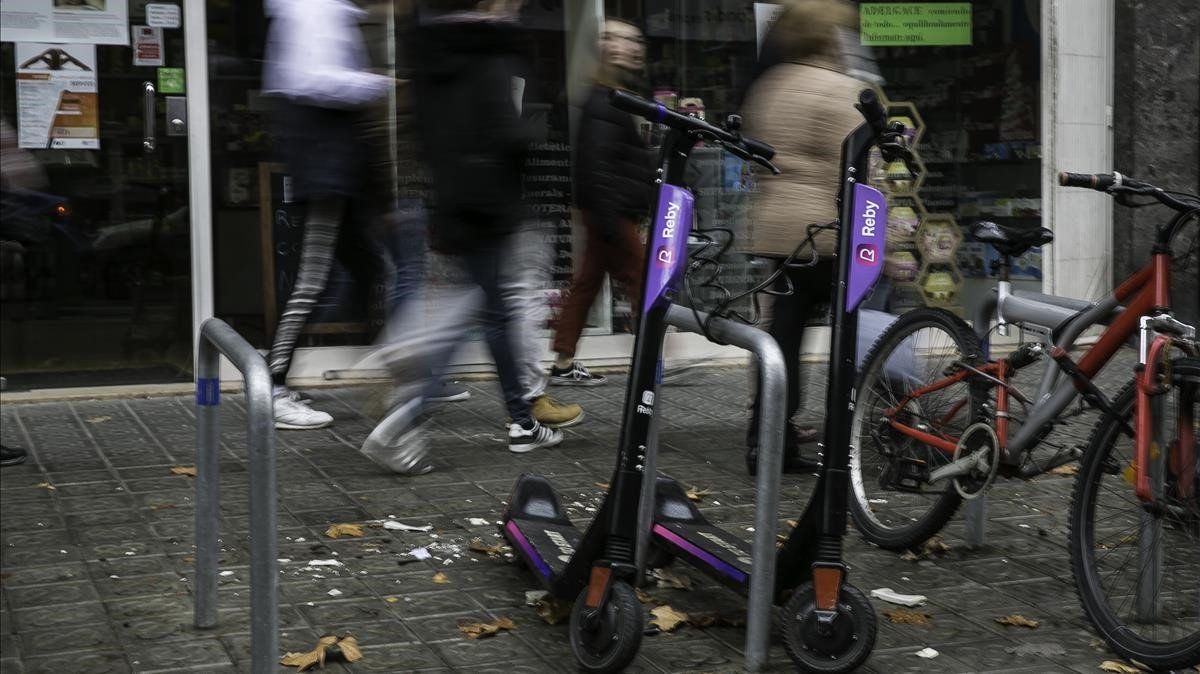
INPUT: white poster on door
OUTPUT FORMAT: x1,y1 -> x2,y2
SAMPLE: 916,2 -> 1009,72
15,42 -> 100,149
132,25 -> 163,66
1,0 -> 130,46
753,2 -> 783,56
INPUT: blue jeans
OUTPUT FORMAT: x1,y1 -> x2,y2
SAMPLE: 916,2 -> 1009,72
410,236 -> 531,425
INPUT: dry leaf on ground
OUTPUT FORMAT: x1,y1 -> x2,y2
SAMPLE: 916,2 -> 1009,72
468,539 -> 509,557
324,523 -> 365,539
921,536 -> 950,556
653,569 -> 692,590
331,636 -> 362,663
170,466 -> 197,477
34,482 -> 56,491
1099,661 -> 1148,673
533,594 -> 572,625
995,614 -> 1040,628
594,482 -> 609,489
635,588 -> 662,605
650,605 -> 688,632
385,597 -> 399,603
280,635 -> 338,671
85,415 -> 111,424
1050,464 -> 1079,476
884,608 -> 932,625
899,550 -> 920,562
685,487 -> 711,502
458,616 -> 516,639
687,611 -> 720,628
432,572 -> 450,584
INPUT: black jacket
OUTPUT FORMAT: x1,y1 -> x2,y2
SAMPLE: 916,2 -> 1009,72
410,14 -> 531,253
573,85 -> 655,234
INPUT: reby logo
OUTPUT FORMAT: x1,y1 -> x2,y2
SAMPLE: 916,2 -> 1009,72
856,244 -> 879,265
656,246 -> 674,266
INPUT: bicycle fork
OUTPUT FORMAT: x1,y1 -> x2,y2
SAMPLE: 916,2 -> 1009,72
1132,313 -> 1197,622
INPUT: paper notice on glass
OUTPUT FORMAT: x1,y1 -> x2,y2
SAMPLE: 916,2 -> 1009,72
1,0 -> 130,46
15,43 -> 100,149
132,25 -> 164,66
754,3 -> 784,57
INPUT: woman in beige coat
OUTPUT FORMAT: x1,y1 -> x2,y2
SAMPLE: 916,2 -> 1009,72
742,0 -> 863,475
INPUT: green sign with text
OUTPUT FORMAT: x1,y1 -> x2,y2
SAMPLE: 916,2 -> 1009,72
157,67 -> 185,94
860,3 -> 972,46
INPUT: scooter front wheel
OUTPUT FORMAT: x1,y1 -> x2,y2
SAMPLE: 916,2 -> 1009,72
569,580 -> 644,673
782,581 -> 877,673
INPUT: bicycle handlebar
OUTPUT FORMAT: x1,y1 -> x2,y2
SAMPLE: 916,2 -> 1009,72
608,89 -> 777,170
1058,170 -> 1200,213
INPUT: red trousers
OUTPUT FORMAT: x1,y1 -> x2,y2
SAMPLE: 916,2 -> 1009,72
552,213 -> 646,358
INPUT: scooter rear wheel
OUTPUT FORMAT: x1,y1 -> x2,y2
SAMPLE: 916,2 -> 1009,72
569,580 -> 644,673
782,581 -> 877,673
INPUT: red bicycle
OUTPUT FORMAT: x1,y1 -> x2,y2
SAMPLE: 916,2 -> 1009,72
848,171 -> 1198,668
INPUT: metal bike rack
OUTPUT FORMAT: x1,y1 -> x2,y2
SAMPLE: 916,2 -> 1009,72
638,305 -> 785,672
964,299 -> 997,547
194,318 -> 278,673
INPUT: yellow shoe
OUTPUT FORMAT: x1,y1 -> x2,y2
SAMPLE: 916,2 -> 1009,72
531,394 -> 584,429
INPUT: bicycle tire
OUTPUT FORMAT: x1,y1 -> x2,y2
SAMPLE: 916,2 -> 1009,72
849,307 -> 983,550
1069,357 -> 1200,670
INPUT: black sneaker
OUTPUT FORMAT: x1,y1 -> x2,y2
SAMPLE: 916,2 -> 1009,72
1,444 -> 28,466
508,419 -> 563,454
548,361 -> 607,386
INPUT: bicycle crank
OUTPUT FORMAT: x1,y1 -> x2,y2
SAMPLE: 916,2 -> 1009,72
928,423 -> 1001,499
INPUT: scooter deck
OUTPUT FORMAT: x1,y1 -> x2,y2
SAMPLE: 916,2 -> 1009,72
501,474 -> 586,584
650,477 -> 752,590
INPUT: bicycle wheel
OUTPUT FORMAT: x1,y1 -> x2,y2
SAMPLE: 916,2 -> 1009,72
1069,358 -> 1200,669
849,308 -> 983,550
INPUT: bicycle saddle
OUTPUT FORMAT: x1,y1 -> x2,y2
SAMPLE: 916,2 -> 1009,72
971,220 -> 1054,257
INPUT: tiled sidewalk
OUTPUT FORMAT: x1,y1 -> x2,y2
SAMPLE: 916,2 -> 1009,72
0,364 -> 1141,673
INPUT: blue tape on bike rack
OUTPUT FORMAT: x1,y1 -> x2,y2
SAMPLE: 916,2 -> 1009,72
196,378 -> 220,406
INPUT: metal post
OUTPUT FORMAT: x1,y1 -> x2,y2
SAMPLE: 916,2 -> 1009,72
194,318 -> 278,673
194,337 -> 220,629
966,299 -> 996,547
665,306 -> 785,673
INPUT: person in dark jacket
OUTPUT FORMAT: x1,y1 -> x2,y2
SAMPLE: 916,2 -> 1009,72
360,0 -> 562,475
548,18 -> 654,386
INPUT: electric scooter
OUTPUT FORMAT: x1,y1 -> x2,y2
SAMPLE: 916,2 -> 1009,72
500,90 -> 780,673
645,89 -> 910,672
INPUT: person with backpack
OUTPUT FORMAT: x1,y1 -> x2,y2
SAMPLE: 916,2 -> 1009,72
359,0 -> 561,475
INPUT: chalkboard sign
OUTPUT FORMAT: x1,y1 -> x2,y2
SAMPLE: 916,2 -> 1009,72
258,163 -> 372,338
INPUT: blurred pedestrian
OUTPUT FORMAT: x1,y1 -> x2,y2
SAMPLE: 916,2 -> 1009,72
0,117 -> 40,467
548,18 -> 654,387
360,0 -> 561,475
501,226 -> 586,426
740,0 -> 861,475
262,0 -> 393,430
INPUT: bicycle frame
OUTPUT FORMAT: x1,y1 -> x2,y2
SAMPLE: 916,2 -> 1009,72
886,249 -> 1175,473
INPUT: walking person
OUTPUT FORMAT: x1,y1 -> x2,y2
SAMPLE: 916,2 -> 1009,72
501,224 -> 585,426
262,0 -> 393,430
360,0 -> 560,475
548,18 -> 654,387
740,0 -> 862,475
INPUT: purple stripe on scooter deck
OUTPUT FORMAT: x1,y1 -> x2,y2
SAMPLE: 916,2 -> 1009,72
652,523 -> 748,584
505,520 -> 553,580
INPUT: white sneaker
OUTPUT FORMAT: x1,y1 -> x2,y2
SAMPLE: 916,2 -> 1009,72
273,396 -> 333,430
361,398 -> 434,475
508,419 -> 562,453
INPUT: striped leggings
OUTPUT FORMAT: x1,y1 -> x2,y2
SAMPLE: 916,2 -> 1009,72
267,197 -> 346,384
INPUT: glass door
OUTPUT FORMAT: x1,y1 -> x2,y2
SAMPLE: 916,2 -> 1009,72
0,4 -> 192,389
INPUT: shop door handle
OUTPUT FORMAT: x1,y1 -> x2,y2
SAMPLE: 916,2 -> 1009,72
143,81 -> 156,153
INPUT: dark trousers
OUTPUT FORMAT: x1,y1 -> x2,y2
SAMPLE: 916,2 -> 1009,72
747,259 -> 836,450
552,213 -> 646,358
415,237 -> 530,424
